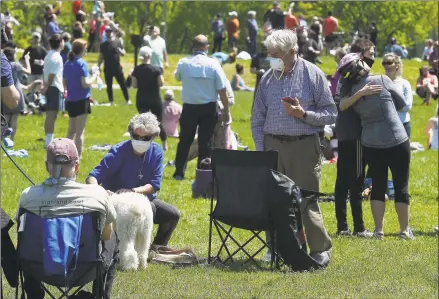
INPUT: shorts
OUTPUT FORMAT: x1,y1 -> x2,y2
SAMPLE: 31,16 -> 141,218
66,98 -> 91,117
228,36 -> 237,48
46,86 -> 63,111
325,34 -> 337,43
75,13 -> 85,23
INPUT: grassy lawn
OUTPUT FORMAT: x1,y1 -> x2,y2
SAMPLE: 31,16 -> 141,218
1,55 -> 438,298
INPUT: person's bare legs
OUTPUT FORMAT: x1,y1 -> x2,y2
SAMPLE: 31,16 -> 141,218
44,111 -> 58,148
67,117 -> 77,140
73,114 -> 88,159
370,200 -> 385,233
4,114 -> 19,141
425,87 -> 432,105
395,202 -> 409,233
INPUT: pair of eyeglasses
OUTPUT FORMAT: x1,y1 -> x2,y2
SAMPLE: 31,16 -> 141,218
381,61 -> 394,66
131,134 -> 152,141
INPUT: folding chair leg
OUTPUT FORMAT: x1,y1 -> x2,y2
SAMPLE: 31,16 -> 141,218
213,221 -> 235,263
208,216 -> 214,264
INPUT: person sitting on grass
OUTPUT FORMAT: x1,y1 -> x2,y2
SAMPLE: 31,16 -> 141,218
416,66 -> 438,106
231,64 -> 254,92
162,89 -> 182,138
424,104 -> 438,150
211,51 -> 236,65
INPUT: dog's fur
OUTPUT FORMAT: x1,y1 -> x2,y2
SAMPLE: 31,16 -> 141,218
110,192 -> 154,271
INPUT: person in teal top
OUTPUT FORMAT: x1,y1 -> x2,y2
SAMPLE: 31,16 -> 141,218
231,64 -> 254,92
211,51 -> 236,65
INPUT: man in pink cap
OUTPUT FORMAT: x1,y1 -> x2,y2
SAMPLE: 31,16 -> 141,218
16,138 -> 118,299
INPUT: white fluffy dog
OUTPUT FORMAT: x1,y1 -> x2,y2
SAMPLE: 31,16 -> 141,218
110,192 -> 154,271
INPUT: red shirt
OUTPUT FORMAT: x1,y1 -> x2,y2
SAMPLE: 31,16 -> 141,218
72,1 -> 82,15
324,16 -> 337,36
285,14 -> 299,30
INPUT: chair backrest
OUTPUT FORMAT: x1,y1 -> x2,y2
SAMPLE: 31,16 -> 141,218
211,149 -> 278,230
17,209 -> 101,287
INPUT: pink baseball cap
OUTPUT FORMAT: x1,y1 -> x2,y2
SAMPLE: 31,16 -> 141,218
47,138 -> 79,164
337,52 -> 361,73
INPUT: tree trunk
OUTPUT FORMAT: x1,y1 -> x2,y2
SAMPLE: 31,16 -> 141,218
179,27 -> 188,53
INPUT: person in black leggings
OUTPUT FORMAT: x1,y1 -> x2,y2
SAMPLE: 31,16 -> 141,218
130,46 -> 167,150
333,43 -> 378,237
339,58 -> 413,240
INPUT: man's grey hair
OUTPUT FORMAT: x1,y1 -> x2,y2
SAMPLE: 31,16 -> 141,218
264,29 -> 299,54
128,112 -> 161,137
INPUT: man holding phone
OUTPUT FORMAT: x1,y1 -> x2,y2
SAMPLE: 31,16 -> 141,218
252,29 -> 336,265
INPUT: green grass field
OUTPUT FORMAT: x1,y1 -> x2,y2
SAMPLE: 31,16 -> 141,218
1,54 -> 438,298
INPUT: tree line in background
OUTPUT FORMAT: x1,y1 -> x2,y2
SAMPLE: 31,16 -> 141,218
2,0 -> 438,56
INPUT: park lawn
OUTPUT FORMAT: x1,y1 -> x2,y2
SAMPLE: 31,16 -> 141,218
1,55 -> 438,298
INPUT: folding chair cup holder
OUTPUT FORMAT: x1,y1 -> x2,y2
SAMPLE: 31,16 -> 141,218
207,149 -> 283,270
16,210 -> 105,299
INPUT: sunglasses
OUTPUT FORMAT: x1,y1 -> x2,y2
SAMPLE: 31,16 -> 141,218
131,134 -> 152,141
381,61 -> 394,66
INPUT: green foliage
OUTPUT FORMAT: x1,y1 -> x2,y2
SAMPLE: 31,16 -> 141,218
1,54 -> 438,299
3,1 -> 437,54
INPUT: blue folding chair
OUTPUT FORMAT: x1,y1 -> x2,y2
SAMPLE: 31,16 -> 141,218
16,209 -> 104,299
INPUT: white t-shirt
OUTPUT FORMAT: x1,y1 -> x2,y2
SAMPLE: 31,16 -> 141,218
43,50 -> 64,92
17,180 -> 116,234
143,35 -> 166,68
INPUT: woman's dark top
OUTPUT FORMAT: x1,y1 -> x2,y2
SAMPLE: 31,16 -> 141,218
131,63 -> 162,107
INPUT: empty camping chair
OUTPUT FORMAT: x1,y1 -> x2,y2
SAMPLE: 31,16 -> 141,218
207,149 -> 326,271
207,149 -> 279,269
15,209 -> 112,299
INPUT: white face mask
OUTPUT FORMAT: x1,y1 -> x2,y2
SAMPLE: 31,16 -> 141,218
269,57 -> 285,71
132,139 -> 152,154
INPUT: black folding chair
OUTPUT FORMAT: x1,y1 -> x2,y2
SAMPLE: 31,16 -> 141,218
16,209 -> 105,299
207,149 -> 281,269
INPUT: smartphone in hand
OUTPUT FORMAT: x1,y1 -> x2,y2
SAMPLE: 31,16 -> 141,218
281,97 -> 299,106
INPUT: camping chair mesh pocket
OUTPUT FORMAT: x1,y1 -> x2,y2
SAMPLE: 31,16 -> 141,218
16,210 -> 105,299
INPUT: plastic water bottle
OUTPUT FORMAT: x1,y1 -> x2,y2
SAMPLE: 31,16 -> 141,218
39,94 -> 47,106
96,77 -> 103,91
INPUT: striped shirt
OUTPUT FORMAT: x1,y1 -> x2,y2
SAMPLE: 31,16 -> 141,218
251,57 -> 337,151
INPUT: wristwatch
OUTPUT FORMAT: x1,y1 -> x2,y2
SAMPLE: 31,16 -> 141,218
302,111 -> 307,119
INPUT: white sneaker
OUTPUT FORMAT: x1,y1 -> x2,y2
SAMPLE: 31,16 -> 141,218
126,100 -> 132,105
261,251 -> 272,262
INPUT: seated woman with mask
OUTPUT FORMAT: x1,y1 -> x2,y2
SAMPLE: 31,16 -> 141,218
86,112 -> 180,247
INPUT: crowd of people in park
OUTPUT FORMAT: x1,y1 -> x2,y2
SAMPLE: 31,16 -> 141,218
1,1 -> 439,298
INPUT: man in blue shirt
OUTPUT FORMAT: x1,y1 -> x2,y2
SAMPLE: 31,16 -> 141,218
173,34 -> 230,180
211,14 -> 224,53
46,14 -> 61,39
87,113 -> 180,247
383,37 -> 406,58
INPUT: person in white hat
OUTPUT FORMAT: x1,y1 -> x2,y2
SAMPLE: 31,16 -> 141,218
227,11 -> 240,51
246,10 -> 258,56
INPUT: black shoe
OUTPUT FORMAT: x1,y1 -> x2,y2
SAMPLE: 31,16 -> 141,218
173,173 -> 184,181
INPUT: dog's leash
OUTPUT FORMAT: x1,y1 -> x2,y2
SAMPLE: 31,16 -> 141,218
1,144 -> 35,186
